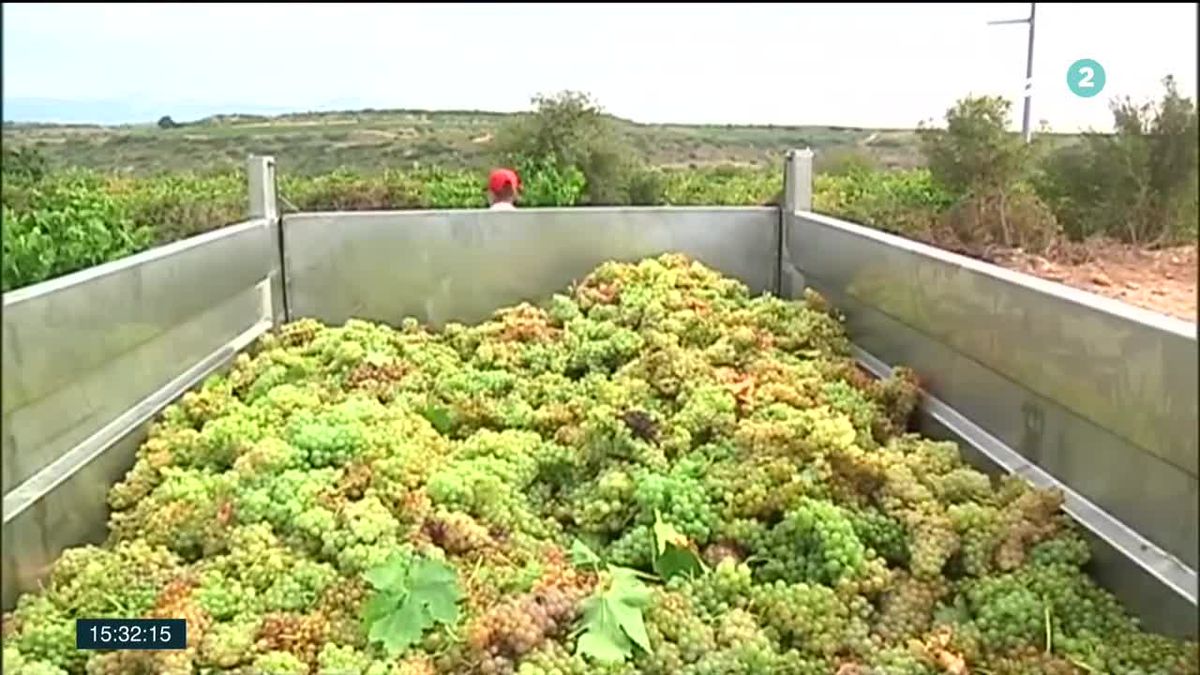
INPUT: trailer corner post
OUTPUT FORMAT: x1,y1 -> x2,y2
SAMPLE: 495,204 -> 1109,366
777,149 -> 814,297
247,155 -> 287,324
783,148 -> 814,213
248,155 -> 278,220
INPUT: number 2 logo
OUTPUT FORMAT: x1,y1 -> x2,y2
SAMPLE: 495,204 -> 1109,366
1068,59 -> 1106,98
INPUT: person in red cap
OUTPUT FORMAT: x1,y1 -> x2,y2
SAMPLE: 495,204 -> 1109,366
487,168 -> 520,210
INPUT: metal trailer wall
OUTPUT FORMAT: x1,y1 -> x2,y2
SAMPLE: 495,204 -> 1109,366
777,153 -> 1198,637
281,207 -> 780,327
0,158 -> 285,610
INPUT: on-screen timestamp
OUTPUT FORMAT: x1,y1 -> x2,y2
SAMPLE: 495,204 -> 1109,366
75,619 -> 187,651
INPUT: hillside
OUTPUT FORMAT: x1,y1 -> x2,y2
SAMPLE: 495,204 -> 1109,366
4,108 -> 955,176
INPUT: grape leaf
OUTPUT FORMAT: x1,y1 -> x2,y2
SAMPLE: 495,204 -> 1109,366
653,546 -> 704,581
362,590 -> 403,626
363,555 -> 462,656
364,555 -> 409,592
419,405 -> 455,435
409,558 -> 462,625
371,599 -> 427,656
574,565 -> 654,663
651,512 -> 705,581
607,570 -> 653,653
576,627 -> 631,663
571,538 -> 603,570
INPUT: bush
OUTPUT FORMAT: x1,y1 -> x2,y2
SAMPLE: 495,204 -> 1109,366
1036,76 -> 1199,244
919,96 -> 1058,251
279,169 -> 427,212
816,148 -> 878,177
661,166 -> 780,205
624,167 -> 667,206
514,156 -> 586,207
109,170 -> 246,243
814,168 -> 953,238
493,91 -> 648,205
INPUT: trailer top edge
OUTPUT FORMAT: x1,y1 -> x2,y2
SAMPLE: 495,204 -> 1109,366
2,218 -> 271,308
282,206 -> 780,219
794,210 -> 1198,340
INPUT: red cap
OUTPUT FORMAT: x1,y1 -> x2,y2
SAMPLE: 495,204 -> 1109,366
488,168 -> 520,194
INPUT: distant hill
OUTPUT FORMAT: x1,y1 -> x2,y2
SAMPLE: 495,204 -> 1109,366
0,106 -> 1080,176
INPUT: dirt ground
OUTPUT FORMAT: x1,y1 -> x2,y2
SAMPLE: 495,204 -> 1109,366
985,242 -> 1197,323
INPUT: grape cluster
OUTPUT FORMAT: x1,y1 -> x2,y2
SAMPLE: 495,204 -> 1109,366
871,573 -> 948,643
572,468 -> 636,534
467,575 -> 587,666
6,596 -> 80,672
255,611 -> 330,668
849,508 -> 910,568
643,589 -> 716,664
194,569 -> 255,620
751,580 -> 872,658
749,498 -> 867,585
674,558 -> 753,616
197,618 -> 258,669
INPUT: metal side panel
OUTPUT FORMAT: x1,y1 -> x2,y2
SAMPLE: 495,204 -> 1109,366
281,207 -> 780,327
1,299 -> 271,610
784,210 -> 1198,637
1,219 -> 278,493
1,219 -> 282,611
855,347 -> 1197,639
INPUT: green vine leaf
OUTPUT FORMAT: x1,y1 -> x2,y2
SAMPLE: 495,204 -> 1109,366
571,538 -> 603,571
651,511 -> 705,581
362,554 -> 462,656
419,404 -> 455,435
574,565 -> 654,663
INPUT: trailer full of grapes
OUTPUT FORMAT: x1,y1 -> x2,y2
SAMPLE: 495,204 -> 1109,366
1,154 -> 1195,674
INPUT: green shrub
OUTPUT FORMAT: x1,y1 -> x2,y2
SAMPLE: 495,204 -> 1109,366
814,168 -> 952,238
2,147 -> 50,184
111,170 -> 245,243
624,167 -> 667,206
816,148 -> 878,177
1035,76 -> 1198,244
414,166 -> 486,209
493,91 -> 650,205
661,166 -> 780,205
919,95 -> 1059,250
515,156 -> 586,207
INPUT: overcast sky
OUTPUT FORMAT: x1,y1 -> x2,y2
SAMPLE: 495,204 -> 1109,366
3,2 -> 1196,131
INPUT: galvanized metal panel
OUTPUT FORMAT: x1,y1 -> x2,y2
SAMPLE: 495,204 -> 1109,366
783,212 -> 1197,478
282,207 -> 780,327
0,296 -> 268,609
1,220 -> 277,492
785,211 -> 1198,635
833,293 -> 1200,570
2,418 -> 143,612
856,346 -> 1197,638
910,392 -> 1199,638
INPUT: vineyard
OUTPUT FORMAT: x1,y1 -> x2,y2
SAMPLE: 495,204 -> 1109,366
0,161 -> 948,290
3,158 -> 1195,321
4,255 -> 1196,674
4,82 -> 1196,321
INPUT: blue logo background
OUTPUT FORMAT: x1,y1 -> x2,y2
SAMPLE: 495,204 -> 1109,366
1067,59 -> 1107,98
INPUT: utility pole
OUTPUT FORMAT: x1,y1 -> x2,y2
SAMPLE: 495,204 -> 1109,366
988,2 -> 1037,143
